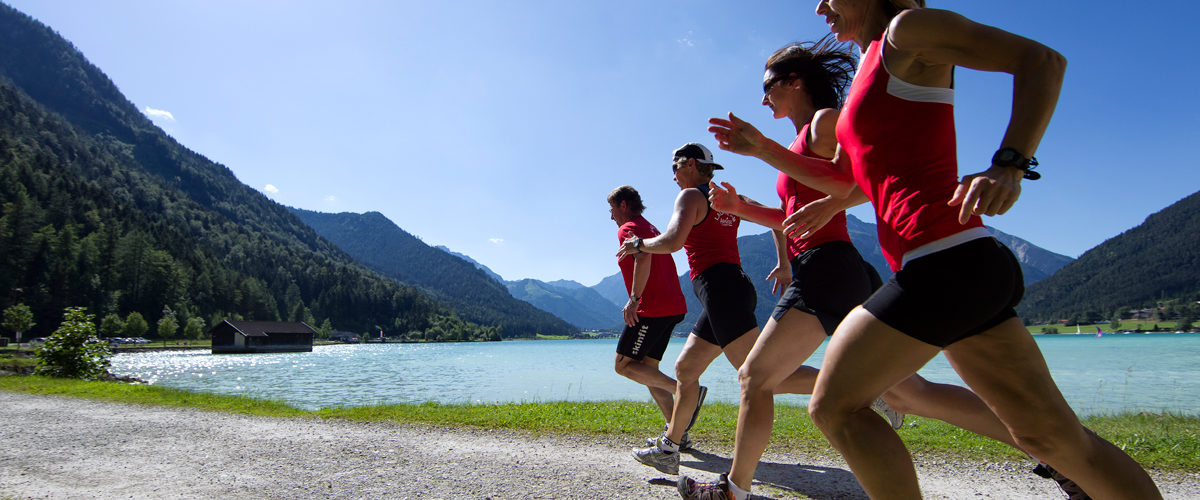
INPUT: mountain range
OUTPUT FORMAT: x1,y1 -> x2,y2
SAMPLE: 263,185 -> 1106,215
289,209 -> 576,337
2,1 -> 1194,339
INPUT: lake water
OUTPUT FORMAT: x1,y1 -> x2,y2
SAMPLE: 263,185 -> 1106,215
110,333 -> 1200,416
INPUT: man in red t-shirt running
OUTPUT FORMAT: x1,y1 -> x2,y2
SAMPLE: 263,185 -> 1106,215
608,185 -> 689,438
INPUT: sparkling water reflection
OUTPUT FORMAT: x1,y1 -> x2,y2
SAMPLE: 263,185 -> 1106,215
110,333 -> 1200,415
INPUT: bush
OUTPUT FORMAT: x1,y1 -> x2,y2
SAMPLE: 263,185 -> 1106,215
34,307 -> 113,380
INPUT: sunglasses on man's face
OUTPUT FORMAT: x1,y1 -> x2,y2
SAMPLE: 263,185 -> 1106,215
672,159 -> 691,173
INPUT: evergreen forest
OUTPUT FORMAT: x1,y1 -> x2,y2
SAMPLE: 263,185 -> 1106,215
0,4 -> 505,341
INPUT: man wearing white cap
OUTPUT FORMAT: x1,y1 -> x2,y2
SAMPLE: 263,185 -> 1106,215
618,143 -> 761,475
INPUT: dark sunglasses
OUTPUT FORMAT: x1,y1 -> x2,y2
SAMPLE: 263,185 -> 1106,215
763,74 -> 794,94
672,158 -> 690,173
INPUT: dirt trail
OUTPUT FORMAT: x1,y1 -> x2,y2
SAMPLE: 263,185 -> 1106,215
0,392 -> 1193,499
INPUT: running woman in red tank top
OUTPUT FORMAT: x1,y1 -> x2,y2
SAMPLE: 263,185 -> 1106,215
689,39 -> 1058,500
617,143 -> 761,476
709,2 -> 1159,499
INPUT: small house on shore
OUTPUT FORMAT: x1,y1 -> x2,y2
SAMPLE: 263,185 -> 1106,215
210,320 -> 315,354
330,331 -> 360,343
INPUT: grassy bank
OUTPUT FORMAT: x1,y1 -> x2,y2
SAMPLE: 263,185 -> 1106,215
0,376 -> 1195,472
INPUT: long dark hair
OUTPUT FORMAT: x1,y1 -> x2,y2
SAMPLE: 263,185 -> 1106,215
765,35 -> 857,110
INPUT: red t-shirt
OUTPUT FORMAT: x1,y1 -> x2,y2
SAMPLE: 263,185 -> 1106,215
682,184 -> 741,279
836,35 -> 983,271
778,123 -> 851,259
618,216 -> 687,317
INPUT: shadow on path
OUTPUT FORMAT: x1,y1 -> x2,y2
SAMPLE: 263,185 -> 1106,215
641,449 -> 868,500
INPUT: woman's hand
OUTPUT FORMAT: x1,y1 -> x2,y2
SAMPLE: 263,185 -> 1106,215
709,113 -> 766,157
766,265 -> 791,296
784,195 -> 841,239
707,181 -> 742,215
948,165 -> 1022,224
616,236 -> 641,260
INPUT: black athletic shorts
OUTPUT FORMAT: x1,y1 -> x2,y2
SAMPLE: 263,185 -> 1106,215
616,314 -> 685,361
691,262 -> 758,348
771,240 -> 882,335
863,237 -> 1024,348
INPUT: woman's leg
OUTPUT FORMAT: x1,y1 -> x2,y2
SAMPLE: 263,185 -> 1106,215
944,317 -> 1161,499
665,334 -> 722,444
727,311 -> 827,491
882,373 -> 1017,447
808,307 -> 941,499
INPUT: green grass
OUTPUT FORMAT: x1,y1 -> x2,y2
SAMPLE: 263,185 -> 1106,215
0,376 -> 1195,472
0,376 -> 305,417
0,353 -> 37,371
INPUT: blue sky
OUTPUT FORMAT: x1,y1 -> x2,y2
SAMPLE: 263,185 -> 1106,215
8,1 -> 1200,286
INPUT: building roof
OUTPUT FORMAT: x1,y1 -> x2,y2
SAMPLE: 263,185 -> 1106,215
221,320 -> 317,337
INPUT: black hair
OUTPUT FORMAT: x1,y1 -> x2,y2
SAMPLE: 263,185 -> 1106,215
764,35 -> 857,110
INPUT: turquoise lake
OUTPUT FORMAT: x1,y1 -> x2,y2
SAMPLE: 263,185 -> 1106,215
110,333 -> 1200,416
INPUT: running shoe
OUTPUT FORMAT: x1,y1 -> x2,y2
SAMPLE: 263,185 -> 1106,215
871,397 -> 904,430
1032,463 -> 1091,500
677,473 -> 733,500
684,385 -> 709,432
645,428 -> 692,451
632,437 -> 680,475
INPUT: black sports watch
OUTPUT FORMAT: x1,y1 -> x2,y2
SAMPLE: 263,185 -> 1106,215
633,237 -> 644,253
991,147 -> 1041,180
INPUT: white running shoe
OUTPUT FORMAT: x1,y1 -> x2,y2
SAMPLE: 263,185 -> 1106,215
871,397 -> 904,429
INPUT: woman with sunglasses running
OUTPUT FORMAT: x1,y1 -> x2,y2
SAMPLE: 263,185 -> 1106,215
709,1 -> 1160,498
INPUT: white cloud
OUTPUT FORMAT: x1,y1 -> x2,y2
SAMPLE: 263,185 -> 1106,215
142,106 -> 175,121
324,195 -> 337,203
677,31 -> 696,48
489,238 -> 504,244
263,184 -> 279,194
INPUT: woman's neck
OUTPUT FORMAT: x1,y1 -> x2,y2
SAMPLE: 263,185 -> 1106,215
788,110 -> 815,135
855,7 -> 892,50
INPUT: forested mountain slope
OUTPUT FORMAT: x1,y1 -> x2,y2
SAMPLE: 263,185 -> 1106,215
0,4 -> 493,340
1018,190 -> 1200,322
292,209 -> 577,337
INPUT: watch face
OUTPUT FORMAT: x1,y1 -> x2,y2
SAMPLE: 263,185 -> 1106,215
993,148 -> 1024,167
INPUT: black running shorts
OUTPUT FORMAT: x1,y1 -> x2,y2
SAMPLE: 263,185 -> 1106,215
690,262 -> 758,348
771,240 -> 882,335
617,314 -> 685,361
863,237 -> 1024,348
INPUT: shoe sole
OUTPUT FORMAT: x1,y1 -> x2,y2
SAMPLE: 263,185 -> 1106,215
676,476 -> 693,497
631,449 -> 678,475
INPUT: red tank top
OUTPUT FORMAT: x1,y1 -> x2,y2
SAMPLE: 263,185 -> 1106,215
618,216 -> 687,317
777,123 -> 851,258
836,35 -> 983,271
683,184 -> 741,279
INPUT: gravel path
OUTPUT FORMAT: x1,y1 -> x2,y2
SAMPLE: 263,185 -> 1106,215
0,392 -> 1193,499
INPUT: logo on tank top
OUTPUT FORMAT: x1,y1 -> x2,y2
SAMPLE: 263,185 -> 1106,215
713,211 -> 737,227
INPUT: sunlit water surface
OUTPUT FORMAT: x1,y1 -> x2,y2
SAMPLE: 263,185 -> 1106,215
110,333 -> 1200,415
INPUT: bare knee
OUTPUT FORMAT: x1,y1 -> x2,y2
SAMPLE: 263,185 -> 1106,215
674,358 -> 705,386
737,363 -> 774,396
808,393 -> 851,432
614,356 -> 642,379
